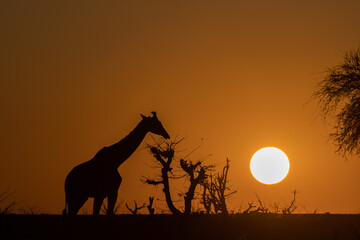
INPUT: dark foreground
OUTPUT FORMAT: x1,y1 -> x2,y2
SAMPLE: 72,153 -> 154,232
1,214 -> 360,240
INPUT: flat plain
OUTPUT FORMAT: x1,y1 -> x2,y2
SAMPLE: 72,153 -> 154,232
1,214 -> 360,240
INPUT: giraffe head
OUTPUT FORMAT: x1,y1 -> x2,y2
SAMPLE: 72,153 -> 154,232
141,112 -> 170,139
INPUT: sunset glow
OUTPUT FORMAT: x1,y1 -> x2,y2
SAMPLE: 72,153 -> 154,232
1,0 -> 360,215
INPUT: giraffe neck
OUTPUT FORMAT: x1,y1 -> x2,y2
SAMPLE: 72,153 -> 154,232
104,120 -> 148,169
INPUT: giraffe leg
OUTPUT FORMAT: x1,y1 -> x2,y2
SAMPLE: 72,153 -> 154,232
107,173 -> 122,215
68,195 -> 88,215
93,196 -> 104,215
107,191 -> 118,215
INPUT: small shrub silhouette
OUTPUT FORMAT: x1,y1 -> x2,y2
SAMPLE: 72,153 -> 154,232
241,190 -> 298,214
125,200 -> 146,215
0,186 -> 17,214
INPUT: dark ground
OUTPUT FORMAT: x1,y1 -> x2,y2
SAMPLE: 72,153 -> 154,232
1,214 -> 360,240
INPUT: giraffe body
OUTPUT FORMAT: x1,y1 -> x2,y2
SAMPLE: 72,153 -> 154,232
63,112 -> 170,215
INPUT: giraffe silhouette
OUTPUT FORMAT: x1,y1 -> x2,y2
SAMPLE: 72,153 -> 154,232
62,112 -> 170,215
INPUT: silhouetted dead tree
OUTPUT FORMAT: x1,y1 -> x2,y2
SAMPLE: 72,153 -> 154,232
180,159 -> 209,214
145,140 -> 181,215
147,196 -> 155,215
313,47 -> 360,157
125,200 -> 146,215
144,139 -> 211,215
202,159 -> 236,215
202,186 -> 212,214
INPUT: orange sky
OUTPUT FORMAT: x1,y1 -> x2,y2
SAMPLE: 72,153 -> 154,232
1,0 -> 360,214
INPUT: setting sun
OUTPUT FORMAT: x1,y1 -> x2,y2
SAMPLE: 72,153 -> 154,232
250,147 -> 290,185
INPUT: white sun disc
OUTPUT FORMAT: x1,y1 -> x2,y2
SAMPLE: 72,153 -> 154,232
250,147 -> 290,185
